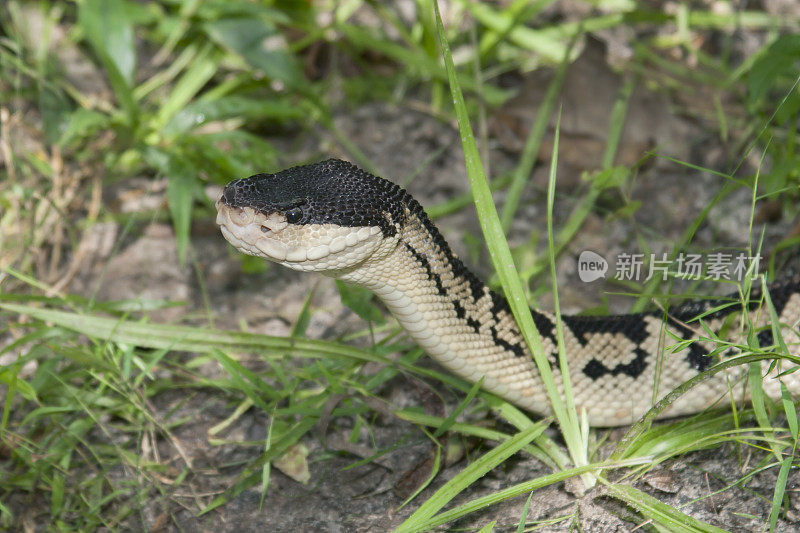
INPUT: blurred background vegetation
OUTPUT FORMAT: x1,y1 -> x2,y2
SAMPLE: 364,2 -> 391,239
1,0 -> 800,530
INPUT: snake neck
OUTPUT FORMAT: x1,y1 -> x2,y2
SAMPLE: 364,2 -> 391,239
338,205 -> 527,349
335,208 -> 557,414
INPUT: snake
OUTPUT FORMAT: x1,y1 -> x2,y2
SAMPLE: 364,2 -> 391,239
215,158 -> 800,426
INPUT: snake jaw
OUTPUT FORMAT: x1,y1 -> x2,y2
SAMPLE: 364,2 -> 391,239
216,200 -> 289,260
216,196 -> 389,271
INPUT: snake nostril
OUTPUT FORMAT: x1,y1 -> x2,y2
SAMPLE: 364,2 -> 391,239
229,207 -> 254,226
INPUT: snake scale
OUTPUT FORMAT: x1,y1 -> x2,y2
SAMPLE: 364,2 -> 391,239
216,158 -> 800,426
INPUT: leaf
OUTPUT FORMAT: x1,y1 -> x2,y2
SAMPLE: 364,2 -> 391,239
272,442 -> 310,484
164,96 -> 307,136
747,35 -> 800,105
167,170 -> 195,267
39,86 -> 72,145
58,109 -> 110,147
0,303 -> 393,367
153,43 -> 219,131
586,166 -> 632,191
204,17 -> 302,88
499,42 -> 570,232
143,148 -> 198,265
423,459 -> 635,529
431,0 -> 583,463
770,454 -> 792,532
199,417 -> 317,516
183,130 -> 278,181
749,362 -> 781,461
780,382 -> 798,441
336,280 -> 386,325
612,200 -> 642,219
195,1 -> 295,23
77,0 -> 138,121
465,2 -> 568,62
338,24 -> 512,108
434,378 -> 483,438
0,366 -> 37,403
78,0 -> 136,83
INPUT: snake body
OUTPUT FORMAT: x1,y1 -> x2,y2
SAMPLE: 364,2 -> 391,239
216,159 -> 800,426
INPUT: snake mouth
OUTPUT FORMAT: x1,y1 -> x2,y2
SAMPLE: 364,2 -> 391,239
216,193 -> 388,270
215,199 -> 295,261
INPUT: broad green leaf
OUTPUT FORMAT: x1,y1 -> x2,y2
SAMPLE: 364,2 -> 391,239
77,0 -> 138,121
58,109 -> 110,147
78,0 -> 136,83
164,96 -> 308,136
747,35 -> 800,105
205,17 -> 302,88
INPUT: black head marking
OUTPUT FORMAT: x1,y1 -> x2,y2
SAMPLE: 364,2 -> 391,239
220,159 -> 408,236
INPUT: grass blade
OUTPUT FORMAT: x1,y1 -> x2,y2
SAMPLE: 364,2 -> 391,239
499,29 -> 571,232
153,42 -> 219,131
421,459 -> 649,530
769,454 -> 792,531
77,0 -> 138,123
0,303 -> 386,365
545,108 -> 589,485
396,422 -> 547,532
607,483 -> 728,532
431,0 -> 584,473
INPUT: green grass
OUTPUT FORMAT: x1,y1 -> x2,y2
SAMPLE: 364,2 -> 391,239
2,0 -> 800,530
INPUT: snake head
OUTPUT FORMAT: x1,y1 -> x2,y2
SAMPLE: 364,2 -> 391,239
216,159 -> 403,272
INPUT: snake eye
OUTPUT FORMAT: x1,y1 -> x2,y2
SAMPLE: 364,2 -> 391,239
285,207 -> 303,223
